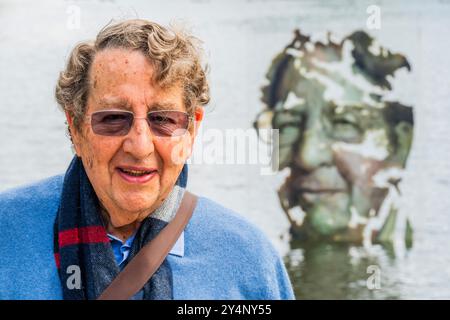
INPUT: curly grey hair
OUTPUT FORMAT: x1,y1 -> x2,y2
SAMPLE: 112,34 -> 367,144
55,19 -> 210,132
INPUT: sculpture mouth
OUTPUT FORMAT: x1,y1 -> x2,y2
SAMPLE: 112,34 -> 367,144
297,188 -> 347,194
297,187 -> 349,206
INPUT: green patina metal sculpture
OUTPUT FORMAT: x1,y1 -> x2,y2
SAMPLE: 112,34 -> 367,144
254,29 -> 414,245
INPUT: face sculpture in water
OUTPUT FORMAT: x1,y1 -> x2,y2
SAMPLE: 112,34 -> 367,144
254,30 -> 414,244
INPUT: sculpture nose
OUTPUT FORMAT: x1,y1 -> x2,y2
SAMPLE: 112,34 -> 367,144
295,121 -> 333,171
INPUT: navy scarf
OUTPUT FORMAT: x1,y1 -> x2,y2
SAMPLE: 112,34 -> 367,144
53,156 -> 188,300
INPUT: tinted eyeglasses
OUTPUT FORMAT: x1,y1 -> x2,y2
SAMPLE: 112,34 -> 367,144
86,110 -> 193,137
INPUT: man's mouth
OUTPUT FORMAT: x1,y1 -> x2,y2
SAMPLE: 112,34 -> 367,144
116,166 -> 158,184
118,168 -> 156,177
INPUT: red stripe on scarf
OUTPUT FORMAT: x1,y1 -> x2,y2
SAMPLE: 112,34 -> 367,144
58,226 -> 109,248
54,253 -> 60,269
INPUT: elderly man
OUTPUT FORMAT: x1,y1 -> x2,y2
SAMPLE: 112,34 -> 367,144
0,19 -> 294,300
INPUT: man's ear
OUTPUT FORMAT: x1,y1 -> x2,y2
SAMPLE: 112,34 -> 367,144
65,110 -> 82,156
65,110 -> 73,127
183,106 -> 204,160
192,107 -> 204,139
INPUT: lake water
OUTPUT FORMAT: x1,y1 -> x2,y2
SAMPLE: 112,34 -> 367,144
1,0 -> 450,299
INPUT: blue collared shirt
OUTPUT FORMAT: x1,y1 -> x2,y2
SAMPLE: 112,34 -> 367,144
107,233 -> 136,269
107,231 -> 185,269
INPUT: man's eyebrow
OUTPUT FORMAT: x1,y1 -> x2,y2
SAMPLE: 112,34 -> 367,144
96,98 -> 180,111
148,102 -> 180,111
97,97 -> 132,110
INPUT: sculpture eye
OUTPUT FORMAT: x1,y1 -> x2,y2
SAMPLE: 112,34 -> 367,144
331,118 -> 363,143
272,110 -> 303,129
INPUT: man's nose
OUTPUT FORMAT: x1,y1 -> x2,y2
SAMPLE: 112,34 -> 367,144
122,117 -> 155,159
295,122 -> 333,171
